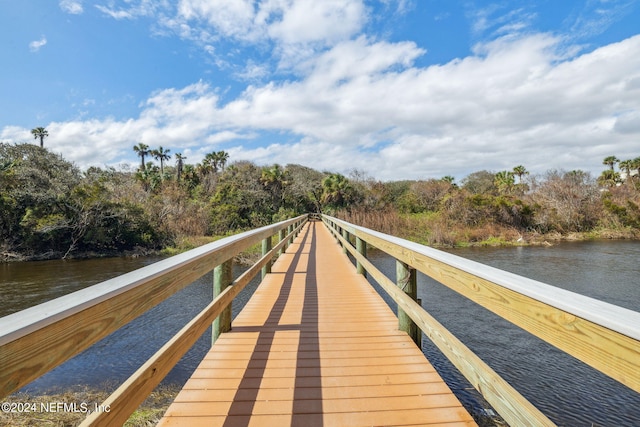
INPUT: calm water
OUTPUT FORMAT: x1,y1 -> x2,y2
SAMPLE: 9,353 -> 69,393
0,256 -> 262,394
1,241 -> 639,426
365,240 -> 640,427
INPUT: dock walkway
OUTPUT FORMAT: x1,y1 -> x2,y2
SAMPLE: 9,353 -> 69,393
158,220 -> 477,426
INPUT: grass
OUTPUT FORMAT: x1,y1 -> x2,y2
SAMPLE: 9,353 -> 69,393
0,384 -> 181,427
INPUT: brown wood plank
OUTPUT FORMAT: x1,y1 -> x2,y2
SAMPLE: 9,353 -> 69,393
158,220 -> 477,427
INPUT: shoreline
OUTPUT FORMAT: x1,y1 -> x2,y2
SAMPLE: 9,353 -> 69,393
2,227 -> 639,263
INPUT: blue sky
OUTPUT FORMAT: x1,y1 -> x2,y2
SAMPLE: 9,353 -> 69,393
1,0 -> 639,181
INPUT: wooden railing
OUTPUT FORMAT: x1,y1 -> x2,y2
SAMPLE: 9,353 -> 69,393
322,214 -> 640,427
0,215 -> 308,426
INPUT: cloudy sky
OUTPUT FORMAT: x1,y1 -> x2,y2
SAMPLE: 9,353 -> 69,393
1,1 -> 639,181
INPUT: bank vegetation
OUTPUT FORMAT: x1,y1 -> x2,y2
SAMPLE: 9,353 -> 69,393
1,142 -> 639,261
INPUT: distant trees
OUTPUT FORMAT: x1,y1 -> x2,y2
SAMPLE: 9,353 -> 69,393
31,127 -> 48,148
133,143 -> 150,170
512,165 -> 528,184
216,151 -> 229,171
2,141 -> 639,260
603,156 -> 619,171
129,146 -> 235,195
596,155 -> 640,187
322,173 -> 356,210
175,153 -> 186,182
0,143 -> 162,259
152,146 -> 171,176
494,171 -> 515,194
530,170 -> 601,232
260,164 -> 289,212
461,171 -> 496,194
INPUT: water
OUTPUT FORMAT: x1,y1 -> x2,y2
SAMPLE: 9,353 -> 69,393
364,240 -> 640,427
1,241 -> 639,426
0,256 -> 262,394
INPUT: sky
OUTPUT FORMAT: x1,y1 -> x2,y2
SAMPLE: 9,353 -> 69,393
1,0 -> 639,181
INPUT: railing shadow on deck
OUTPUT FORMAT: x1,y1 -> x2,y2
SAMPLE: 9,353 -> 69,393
0,215 -> 309,427
221,221 -> 323,427
322,214 -> 640,427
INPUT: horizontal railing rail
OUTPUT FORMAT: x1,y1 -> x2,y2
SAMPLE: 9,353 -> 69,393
0,214 -> 308,426
322,214 -> 640,427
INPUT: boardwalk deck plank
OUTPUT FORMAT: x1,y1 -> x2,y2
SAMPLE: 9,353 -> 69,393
158,221 -> 477,427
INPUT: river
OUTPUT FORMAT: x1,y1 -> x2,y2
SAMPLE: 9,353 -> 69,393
365,240 -> 640,427
0,257 -> 263,394
1,240 -> 639,426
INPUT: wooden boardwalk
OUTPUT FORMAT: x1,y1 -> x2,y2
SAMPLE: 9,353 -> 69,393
158,220 -> 477,427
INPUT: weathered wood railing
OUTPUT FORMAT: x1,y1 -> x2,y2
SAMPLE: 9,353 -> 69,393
0,215 -> 308,426
323,214 -> 640,427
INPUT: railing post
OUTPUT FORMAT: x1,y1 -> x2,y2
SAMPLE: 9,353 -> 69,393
356,237 -> 367,277
261,236 -> 272,280
278,229 -> 286,256
396,260 -> 420,346
212,259 -> 233,344
341,228 -> 349,254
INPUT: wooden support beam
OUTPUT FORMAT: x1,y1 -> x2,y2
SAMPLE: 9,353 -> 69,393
261,237 -> 272,280
213,259 -> 233,344
341,228 -> 349,254
397,260 -> 419,345
356,237 -> 367,277
278,229 -> 286,256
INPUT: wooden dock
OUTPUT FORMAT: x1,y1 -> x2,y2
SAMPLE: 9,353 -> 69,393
158,220 -> 477,426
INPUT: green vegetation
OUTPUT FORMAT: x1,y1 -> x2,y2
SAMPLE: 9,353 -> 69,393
341,161 -> 640,247
1,142 -> 639,261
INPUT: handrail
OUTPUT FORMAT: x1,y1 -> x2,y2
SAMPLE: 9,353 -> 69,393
322,214 -> 640,427
0,214 -> 308,424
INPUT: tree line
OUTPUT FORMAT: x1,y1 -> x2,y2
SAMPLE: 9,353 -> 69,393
0,142 -> 358,260
1,139 -> 639,260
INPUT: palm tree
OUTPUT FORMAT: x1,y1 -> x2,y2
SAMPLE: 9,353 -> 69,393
152,146 -> 171,176
31,127 -> 49,148
261,164 -> 289,210
321,173 -> 352,208
603,156 -> 619,171
216,151 -> 229,171
634,157 -> 640,180
597,169 -> 620,188
494,171 -> 515,194
440,176 -> 455,185
512,165 -> 529,184
619,159 -> 633,183
133,143 -> 150,170
202,152 -> 219,174
175,153 -> 186,182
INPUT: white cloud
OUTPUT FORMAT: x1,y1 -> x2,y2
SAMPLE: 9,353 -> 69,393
217,33 -> 640,179
60,0 -> 83,14
265,0 -> 365,45
4,32 -> 640,181
147,0 -> 369,71
234,60 -> 270,81
29,36 -> 47,52
96,0 -> 165,20
569,0 -> 637,39
177,0 -> 257,39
